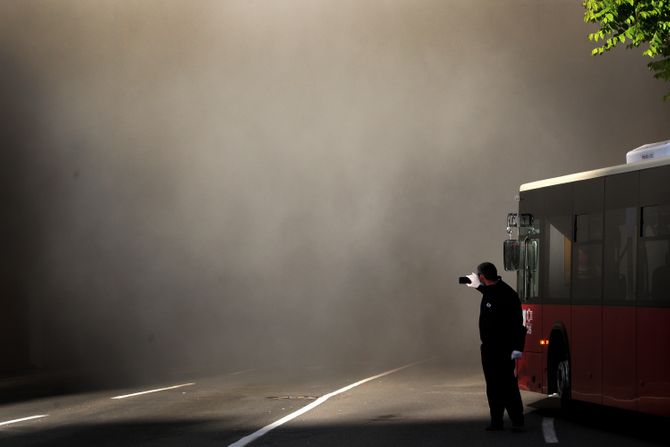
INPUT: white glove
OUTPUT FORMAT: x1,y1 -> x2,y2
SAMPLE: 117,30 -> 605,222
466,272 -> 481,288
511,350 -> 523,360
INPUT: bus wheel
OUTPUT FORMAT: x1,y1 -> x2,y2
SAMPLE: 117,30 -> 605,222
556,358 -> 571,410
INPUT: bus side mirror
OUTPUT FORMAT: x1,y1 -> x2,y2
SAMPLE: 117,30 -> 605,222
503,239 -> 520,271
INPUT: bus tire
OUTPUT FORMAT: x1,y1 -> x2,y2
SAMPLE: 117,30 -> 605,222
556,356 -> 571,411
548,328 -> 571,412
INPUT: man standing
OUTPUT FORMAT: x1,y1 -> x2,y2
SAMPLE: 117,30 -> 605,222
465,262 -> 525,432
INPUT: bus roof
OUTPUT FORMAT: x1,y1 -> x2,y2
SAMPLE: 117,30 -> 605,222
520,156 -> 670,192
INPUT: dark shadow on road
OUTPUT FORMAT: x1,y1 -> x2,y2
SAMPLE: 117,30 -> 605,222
0,418 -> 539,447
255,419 -> 541,447
0,419 -> 240,447
1,406 -> 667,446
530,396 -> 668,445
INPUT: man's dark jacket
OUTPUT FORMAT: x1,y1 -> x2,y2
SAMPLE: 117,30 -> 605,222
477,278 -> 525,353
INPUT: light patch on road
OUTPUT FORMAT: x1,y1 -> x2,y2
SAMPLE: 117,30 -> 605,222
111,382 -> 195,399
543,417 -> 559,443
228,360 -> 426,447
229,369 -> 256,376
0,415 -> 48,427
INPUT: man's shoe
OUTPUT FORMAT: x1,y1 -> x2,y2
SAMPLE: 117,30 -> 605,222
485,424 -> 504,431
511,424 -> 525,432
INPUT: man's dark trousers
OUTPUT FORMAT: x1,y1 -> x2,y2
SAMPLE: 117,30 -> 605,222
480,344 -> 524,427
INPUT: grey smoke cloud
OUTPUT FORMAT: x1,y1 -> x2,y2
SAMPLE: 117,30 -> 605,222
0,0 -> 667,382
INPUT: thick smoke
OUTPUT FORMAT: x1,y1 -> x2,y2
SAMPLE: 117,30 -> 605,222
0,0 -> 668,383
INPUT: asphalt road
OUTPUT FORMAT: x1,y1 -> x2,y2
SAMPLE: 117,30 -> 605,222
0,358 -> 666,446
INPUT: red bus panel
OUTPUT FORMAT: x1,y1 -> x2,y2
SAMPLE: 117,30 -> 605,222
602,307 -> 636,410
637,307 -> 670,416
570,305 -> 602,405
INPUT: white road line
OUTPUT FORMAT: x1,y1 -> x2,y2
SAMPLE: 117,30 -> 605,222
543,417 -> 559,443
228,360 -> 426,447
0,415 -> 48,427
111,382 -> 195,400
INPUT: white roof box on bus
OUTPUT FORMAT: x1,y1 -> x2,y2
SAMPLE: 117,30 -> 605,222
626,139 -> 670,164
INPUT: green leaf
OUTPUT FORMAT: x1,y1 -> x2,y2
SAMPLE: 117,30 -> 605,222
584,0 -> 670,100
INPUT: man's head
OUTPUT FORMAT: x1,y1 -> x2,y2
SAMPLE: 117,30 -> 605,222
477,262 -> 498,283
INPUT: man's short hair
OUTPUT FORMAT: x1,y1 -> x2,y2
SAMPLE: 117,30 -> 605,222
477,262 -> 498,281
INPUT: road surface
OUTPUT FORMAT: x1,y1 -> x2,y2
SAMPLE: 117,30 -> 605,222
0,358 -> 665,446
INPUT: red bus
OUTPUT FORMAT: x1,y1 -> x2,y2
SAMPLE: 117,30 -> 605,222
504,141 -> 670,417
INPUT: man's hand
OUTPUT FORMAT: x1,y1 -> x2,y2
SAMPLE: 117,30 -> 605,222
511,350 -> 523,360
466,273 -> 480,288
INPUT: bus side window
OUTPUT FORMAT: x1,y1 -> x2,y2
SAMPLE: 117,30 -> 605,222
573,213 -> 603,303
543,178 -> 573,303
639,205 -> 670,302
604,207 -> 637,303
547,215 -> 572,301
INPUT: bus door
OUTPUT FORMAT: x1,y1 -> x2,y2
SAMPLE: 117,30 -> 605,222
517,211 -> 541,393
